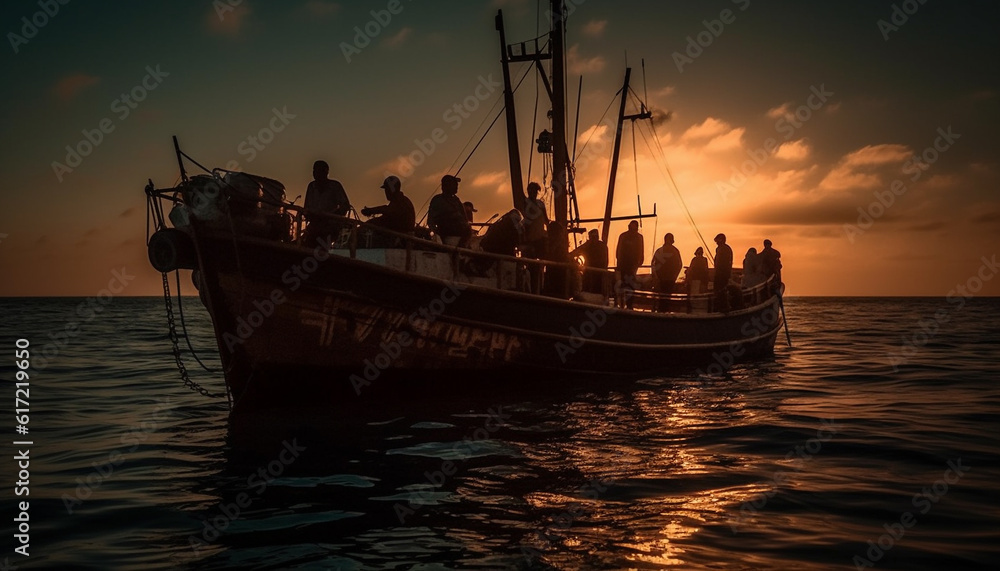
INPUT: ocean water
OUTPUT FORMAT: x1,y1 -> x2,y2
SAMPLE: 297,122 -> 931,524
1,296 -> 998,570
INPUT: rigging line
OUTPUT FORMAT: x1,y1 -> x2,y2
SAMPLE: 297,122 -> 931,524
632,121 -> 701,243
632,121 -> 641,227
527,57 -> 540,182
416,62 -> 535,222
638,119 -> 714,261
575,92 -> 619,160
454,61 -> 534,178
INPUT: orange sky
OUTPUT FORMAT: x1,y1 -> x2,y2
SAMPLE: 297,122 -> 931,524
1,1 -> 998,297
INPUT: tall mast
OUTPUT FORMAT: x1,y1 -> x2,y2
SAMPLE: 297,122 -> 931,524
550,0 -> 568,226
496,11 -> 526,212
602,68 -> 632,243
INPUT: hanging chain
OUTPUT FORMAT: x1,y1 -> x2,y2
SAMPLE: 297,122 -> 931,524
161,272 -> 227,399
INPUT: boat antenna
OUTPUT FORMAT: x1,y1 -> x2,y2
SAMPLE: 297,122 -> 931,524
172,136 -> 188,183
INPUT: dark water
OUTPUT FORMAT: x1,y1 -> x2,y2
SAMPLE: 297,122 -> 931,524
1,296 -> 998,570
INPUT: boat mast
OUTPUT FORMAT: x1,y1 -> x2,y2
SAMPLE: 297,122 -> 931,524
495,11 -> 526,213
601,68 -> 632,244
550,0 -> 569,227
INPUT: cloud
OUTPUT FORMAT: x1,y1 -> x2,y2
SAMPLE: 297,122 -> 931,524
470,170 -> 507,187
52,73 -> 99,102
840,144 -> 911,167
681,117 -> 731,141
567,44 -> 605,75
304,1 -> 339,17
581,19 -> 607,38
383,26 -> 413,48
775,140 -> 811,161
765,103 -> 793,120
705,127 -> 745,152
208,2 -> 251,36
818,144 -> 911,192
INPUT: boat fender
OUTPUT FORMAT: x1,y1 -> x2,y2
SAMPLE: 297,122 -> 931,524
148,228 -> 197,272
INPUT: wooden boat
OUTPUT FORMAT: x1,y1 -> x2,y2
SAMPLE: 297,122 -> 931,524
144,1 -> 786,411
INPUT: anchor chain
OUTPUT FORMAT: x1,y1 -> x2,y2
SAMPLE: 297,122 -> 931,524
161,272 -> 227,399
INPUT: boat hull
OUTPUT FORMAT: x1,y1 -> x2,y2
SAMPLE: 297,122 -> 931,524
187,228 -> 782,410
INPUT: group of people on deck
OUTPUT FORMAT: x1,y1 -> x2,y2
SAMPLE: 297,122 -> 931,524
301,161 -> 781,311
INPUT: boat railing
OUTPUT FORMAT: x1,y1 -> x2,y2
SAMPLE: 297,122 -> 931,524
147,180 -> 780,314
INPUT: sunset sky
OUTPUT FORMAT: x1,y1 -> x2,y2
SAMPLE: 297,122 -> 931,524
1,0 -> 998,296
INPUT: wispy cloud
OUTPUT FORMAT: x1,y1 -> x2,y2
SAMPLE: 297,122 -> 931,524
208,2 -> 251,36
383,26 -> 413,48
775,139 -> 811,161
52,73 -> 99,102
581,19 -> 607,38
567,44 -> 605,75
681,117 -> 731,141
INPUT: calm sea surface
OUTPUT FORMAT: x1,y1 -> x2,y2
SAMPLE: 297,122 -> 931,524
1,297 -> 998,570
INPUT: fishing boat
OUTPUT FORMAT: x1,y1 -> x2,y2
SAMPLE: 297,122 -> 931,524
144,1 -> 787,411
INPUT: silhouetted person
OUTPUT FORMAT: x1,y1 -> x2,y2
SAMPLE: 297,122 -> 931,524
686,247 -> 709,294
651,232 -> 682,311
428,175 -> 471,246
304,160 -> 350,246
361,175 -> 416,244
542,221 -> 570,297
759,239 -> 783,291
616,220 -> 644,308
463,201 -> 477,223
521,182 -> 549,260
570,229 -> 609,294
714,233 -> 733,312
480,209 -> 523,257
741,247 -> 766,289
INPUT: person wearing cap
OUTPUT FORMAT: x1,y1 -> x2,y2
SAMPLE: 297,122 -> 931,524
651,232 -> 682,311
713,233 -> 734,312
615,220 -> 644,309
759,239 -> 782,290
428,175 -> 471,246
361,175 -> 416,238
304,160 -> 351,245
463,201 -> 477,224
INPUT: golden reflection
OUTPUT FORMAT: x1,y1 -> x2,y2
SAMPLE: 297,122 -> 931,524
516,382 -> 787,568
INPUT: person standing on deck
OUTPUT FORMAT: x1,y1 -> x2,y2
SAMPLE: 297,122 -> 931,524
759,239 -> 783,291
616,220 -> 644,308
521,182 -> 549,260
741,248 -> 766,289
686,247 -> 709,294
713,233 -> 734,312
304,160 -> 351,246
361,175 -> 416,237
651,233 -> 682,312
427,175 -> 472,246
570,229 -> 609,294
